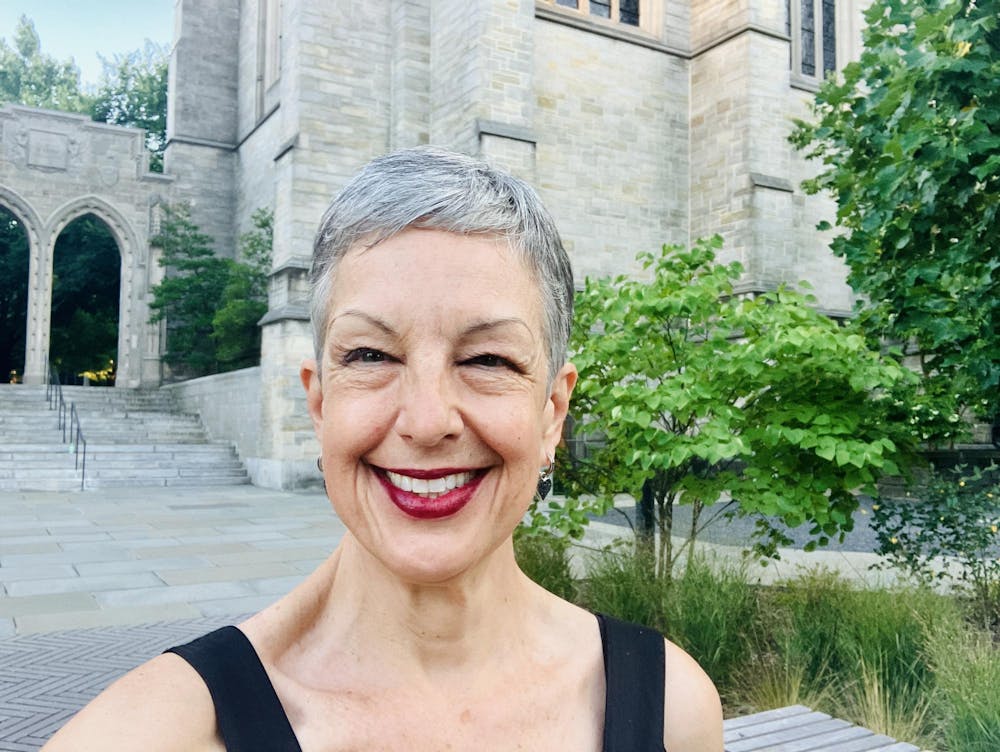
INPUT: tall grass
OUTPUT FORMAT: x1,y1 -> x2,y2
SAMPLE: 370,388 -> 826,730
844,653 -> 933,744
580,550 -> 759,693
925,618 -> 1000,751
735,643 -> 831,714
766,568 -> 954,747
578,545 -> 665,630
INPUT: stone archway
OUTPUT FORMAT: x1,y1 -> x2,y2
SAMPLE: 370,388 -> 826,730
0,104 -> 174,387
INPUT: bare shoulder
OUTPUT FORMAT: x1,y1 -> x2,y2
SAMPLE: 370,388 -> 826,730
663,638 -> 724,752
41,652 -> 223,752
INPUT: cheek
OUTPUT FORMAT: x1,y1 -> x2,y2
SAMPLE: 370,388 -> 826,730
319,392 -> 394,456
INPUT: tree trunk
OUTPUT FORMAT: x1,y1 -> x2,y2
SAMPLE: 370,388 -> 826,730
636,477 -> 656,566
657,492 -> 673,581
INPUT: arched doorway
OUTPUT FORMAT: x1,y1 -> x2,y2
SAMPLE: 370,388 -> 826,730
49,214 -> 121,385
0,206 -> 30,383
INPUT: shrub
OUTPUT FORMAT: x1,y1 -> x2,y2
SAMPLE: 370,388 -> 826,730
872,463 -> 1000,608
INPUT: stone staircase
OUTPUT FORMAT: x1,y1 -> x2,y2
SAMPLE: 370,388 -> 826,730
0,384 -> 249,491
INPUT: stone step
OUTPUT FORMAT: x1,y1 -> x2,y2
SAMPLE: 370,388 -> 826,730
86,475 -> 250,489
0,383 -> 249,490
0,477 -> 83,492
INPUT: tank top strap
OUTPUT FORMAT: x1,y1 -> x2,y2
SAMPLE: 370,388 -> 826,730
166,626 -> 302,752
596,613 -> 666,752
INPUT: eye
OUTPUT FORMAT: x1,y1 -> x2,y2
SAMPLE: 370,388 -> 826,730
462,353 -> 521,371
344,348 -> 391,364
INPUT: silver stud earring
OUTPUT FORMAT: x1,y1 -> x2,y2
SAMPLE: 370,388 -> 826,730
537,453 -> 554,500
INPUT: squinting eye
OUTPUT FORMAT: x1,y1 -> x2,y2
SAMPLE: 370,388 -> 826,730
345,348 -> 388,364
463,353 -> 516,370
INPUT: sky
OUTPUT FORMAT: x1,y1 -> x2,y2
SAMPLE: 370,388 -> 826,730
0,1 -> 174,89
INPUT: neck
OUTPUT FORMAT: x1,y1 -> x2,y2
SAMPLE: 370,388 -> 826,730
316,534 -> 537,677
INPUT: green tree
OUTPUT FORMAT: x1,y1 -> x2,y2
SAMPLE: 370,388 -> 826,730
212,209 -> 273,368
0,15 -> 91,112
0,208 -> 29,381
91,42 -> 168,172
531,238 -> 921,578
150,205 -> 233,377
790,0 -> 1000,418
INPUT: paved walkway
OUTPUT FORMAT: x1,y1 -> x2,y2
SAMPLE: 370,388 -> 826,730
0,484 -> 903,750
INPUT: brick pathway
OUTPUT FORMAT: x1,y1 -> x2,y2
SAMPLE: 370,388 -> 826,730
0,616 -> 244,751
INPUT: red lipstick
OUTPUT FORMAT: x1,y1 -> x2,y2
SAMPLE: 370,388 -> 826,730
375,469 -> 484,520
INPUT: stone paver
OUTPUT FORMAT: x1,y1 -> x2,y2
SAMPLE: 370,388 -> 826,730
0,485 -> 346,634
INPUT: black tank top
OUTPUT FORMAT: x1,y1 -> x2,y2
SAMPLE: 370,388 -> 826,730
166,613 -> 665,751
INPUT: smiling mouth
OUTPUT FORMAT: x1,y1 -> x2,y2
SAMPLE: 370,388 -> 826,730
383,469 -> 478,498
374,466 -> 486,519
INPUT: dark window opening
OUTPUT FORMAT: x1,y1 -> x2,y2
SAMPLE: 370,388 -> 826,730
620,0 -> 639,25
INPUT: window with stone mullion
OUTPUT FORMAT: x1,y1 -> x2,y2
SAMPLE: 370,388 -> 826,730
548,0 -> 640,27
786,0 -> 835,81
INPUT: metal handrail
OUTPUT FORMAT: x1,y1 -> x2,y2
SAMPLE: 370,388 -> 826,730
46,365 -> 87,490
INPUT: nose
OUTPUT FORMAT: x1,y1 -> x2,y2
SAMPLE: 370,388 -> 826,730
393,365 -> 463,446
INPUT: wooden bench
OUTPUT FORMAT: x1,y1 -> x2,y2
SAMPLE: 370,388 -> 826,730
723,705 -> 922,751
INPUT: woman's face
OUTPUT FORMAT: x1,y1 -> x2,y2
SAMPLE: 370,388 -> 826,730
302,228 -> 576,584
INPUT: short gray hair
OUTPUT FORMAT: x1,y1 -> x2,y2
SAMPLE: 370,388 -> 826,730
310,146 -> 574,381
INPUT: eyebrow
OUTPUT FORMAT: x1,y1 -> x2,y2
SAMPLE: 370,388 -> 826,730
328,310 -> 397,336
462,317 -> 534,339
329,311 -> 533,340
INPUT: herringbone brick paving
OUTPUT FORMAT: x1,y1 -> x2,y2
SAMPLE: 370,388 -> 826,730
0,614 -> 247,750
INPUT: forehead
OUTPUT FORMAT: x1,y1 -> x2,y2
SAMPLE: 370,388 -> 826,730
326,229 -> 543,329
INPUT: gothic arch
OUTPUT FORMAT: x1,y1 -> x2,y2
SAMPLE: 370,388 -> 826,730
0,185 -> 44,251
45,196 -> 145,388
46,194 -> 141,257
1,104 -> 172,386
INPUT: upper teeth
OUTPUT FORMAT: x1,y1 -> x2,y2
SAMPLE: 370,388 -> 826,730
385,470 -> 475,497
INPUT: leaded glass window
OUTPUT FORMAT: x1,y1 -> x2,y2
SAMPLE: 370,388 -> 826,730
787,0 -> 836,81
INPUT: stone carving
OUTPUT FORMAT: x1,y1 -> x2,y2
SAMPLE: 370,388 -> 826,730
27,130 -> 70,171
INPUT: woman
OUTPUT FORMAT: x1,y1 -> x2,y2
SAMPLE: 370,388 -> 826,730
43,147 -> 723,751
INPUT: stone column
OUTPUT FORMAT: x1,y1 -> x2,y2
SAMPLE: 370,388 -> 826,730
164,0 -> 240,258
390,0 -> 431,149
429,0 -> 537,179
22,232 -> 52,386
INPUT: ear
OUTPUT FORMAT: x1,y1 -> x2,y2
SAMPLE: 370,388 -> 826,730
540,361 -> 578,463
301,358 -> 324,438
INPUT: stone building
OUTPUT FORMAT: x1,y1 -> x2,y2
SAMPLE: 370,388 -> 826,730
1,0 -> 868,488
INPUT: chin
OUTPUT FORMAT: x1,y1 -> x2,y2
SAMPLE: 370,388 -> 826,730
377,535 -> 513,587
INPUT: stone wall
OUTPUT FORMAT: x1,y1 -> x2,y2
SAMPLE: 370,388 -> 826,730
161,366 -> 262,463
533,15 -> 689,282
689,0 -> 854,311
